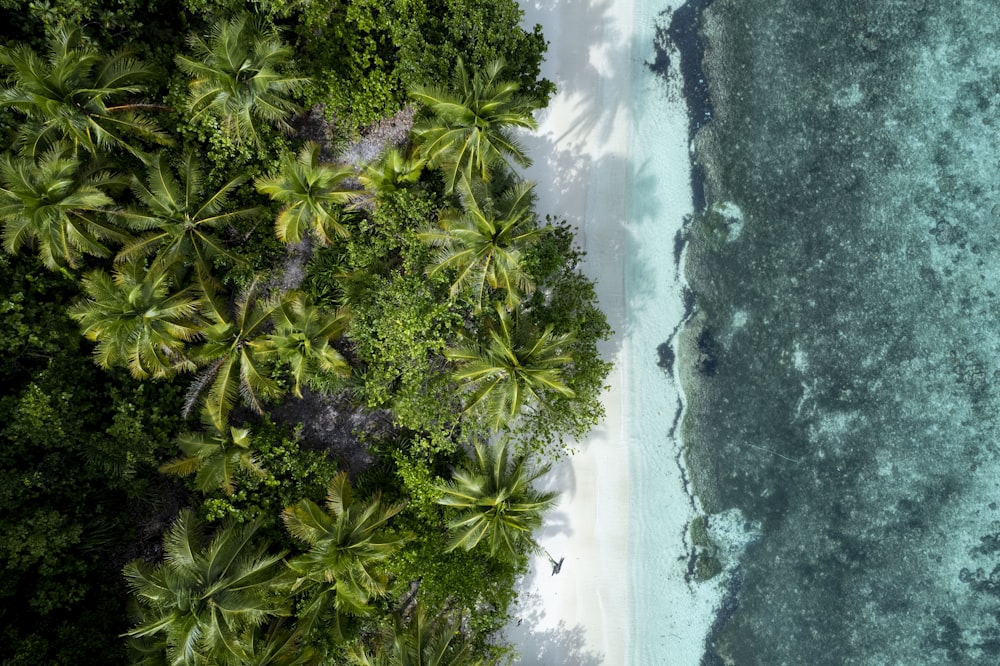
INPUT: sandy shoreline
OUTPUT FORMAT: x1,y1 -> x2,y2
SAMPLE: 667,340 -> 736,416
504,0 -> 724,663
508,0 -> 631,666
504,0 -> 633,662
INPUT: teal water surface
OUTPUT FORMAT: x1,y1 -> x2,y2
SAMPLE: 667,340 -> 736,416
682,0 -> 1000,663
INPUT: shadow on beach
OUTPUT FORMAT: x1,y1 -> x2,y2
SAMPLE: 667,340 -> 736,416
507,0 -> 696,663
506,594 -> 605,666
519,0 -> 673,350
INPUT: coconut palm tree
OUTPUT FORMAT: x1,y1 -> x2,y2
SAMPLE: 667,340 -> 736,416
256,291 -> 351,398
0,22 -> 170,158
123,633 -> 169,666
436,439 -> 556,563
255,142 -> 355,244
177,13 -> 307,145
348,602 -> 487,666
129,615 -> 319,665
356,148 -> 426,205
0,143 -> 126,270
419,178 -> 544,310
282,472 -> 408,629
243,620 -> 319,665
67,261 -> 202,379
114,151 -> 256,282
184,280 -> 281,425
410,58 -> 539,193
159,406 -> 265,495
446,305 -> 575,430
123,510 -> 290,665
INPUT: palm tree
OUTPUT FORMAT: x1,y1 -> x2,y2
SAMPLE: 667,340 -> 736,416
348,602 -> 487,666
410,58 -> 539,193
243,620 -> 319,665
257,291 -> 351,398
282,472 -> 408,628
0,143 -> 126,270
114,151 -> 256,282
185,281 -> 280,424
124,633 -> 169,666
159,406 -> 265,495
255,142 -> 354,244
67,261 -> 202,379
177,13 -> 308,145
419,178 -> 544,310
436,439 -> 556,562
124,510 -> 290,665
446,305 -> 575,430
356,148 -> 426,205
130,619 -> 320,666
0,22 -> 170,157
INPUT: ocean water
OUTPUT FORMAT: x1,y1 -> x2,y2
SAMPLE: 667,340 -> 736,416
626,1 -> 727,664
675,0 -> 1000,663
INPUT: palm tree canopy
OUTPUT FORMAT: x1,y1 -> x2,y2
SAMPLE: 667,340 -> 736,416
357,148 -> 426,201
124,510 -> 290,666
255,291 -> 351,398
159,405 -> 265,495
410,58 -> 540,193
436,439 -> 556,562
177,13 -> 308,145
186,281 -> 281,424
67,261 -> 202,378
419,178 -> 544,310
114,151 -> 256,281
282,472 -> 408,618
243,620 -> 319,666
0,22 -> 170,157
348,602 -> 489,666
0,143 -> 126,270
255,142 -> 354,244
446,305 -> 575,430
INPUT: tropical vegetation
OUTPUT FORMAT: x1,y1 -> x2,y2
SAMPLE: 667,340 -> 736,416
176,13 -> 306,147
0,3 -> 611,664
114,151 -> 255,283
411,59 -> 540,194
0,143 -> 125,270
420,178 -> 544,311
255,142 -> 355,244
436,439 -> 557,562
123,510 -> 290,664
0,22 -> 170,157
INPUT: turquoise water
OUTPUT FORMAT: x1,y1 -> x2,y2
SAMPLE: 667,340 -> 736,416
626,1 -> 716,664
677,0 -> 1000,663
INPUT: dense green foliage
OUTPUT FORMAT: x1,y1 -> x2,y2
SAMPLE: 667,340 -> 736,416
283,473 -> 408,632
288,0 -> 554,128
0,23 -> 170,157
0,253 -> 187,664
0,3 -> 611,664
256,142 -> 355,244
176,12 -> 307,146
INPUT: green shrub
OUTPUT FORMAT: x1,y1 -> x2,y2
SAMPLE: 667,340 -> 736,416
196,416 -> 340,544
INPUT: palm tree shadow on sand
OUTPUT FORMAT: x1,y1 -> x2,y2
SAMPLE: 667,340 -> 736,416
505,599 -> 604,666
517,0 -> 669,352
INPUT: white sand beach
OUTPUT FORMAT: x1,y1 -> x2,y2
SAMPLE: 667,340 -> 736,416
505,1 -> 723,663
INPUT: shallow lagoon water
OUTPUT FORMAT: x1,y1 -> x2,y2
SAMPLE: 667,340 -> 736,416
680,0 -> 1000,662
626,0 -> 729,663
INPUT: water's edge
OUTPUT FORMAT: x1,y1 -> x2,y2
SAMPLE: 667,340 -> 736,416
629,0 -> 737,663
